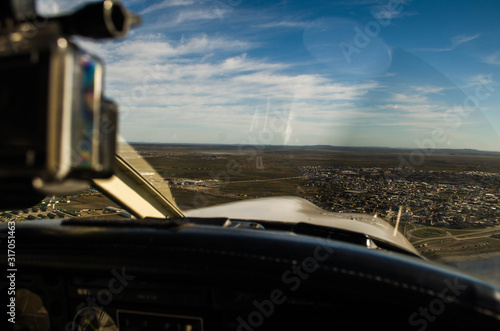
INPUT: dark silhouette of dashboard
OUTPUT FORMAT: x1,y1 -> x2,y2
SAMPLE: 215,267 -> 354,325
2,218 -> 500,330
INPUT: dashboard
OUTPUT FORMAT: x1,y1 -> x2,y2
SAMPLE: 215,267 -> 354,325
2,218 -> 500,330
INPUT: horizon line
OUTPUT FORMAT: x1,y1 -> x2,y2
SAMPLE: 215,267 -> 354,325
125,142 -> 500,154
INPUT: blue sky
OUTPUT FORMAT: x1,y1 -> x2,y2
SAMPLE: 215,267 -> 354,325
39,0 -> 500,151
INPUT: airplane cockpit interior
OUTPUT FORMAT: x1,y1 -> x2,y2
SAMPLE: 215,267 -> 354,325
1,0 -> 500,330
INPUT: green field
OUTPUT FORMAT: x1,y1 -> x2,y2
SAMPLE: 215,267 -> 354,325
412,228 -> 447,238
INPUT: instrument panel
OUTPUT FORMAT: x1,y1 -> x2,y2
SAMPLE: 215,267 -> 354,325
12,273 -> 209,331
3,219 -> 500,331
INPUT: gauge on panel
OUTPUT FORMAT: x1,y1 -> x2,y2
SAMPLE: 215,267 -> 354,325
73,307 -> 118,331
14,289 -> 50,331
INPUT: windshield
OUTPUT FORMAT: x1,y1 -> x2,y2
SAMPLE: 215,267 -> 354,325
21,0 -> 500,284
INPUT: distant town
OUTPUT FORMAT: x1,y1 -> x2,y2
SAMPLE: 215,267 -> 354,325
300,166 -> 500,228
160,165 -> 500,229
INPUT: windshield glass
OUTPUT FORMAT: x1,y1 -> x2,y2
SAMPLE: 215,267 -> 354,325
28,0 -> 500,284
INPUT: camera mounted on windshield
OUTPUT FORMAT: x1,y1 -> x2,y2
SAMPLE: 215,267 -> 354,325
0,0 -> 139,204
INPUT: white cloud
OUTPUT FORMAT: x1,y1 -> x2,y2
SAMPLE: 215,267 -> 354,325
373,85 -> 453,130
482,51 -> 500,66
140,0 -> 197,15
412,86 -> 445,94
415,33 -> 480,53
77,34 -> 252,63
462,73 -> 499,91
255,20 -> 309,29
451,34 -> 480,47
85,34 -> 380,143
391,93 -> 428,104
232,72 -> 376,100
369,0 -> 417,21
175,8 -> 228,24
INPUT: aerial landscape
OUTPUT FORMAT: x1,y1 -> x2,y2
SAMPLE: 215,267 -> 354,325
129,143 -> 500,265
3,143 -> 500,269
